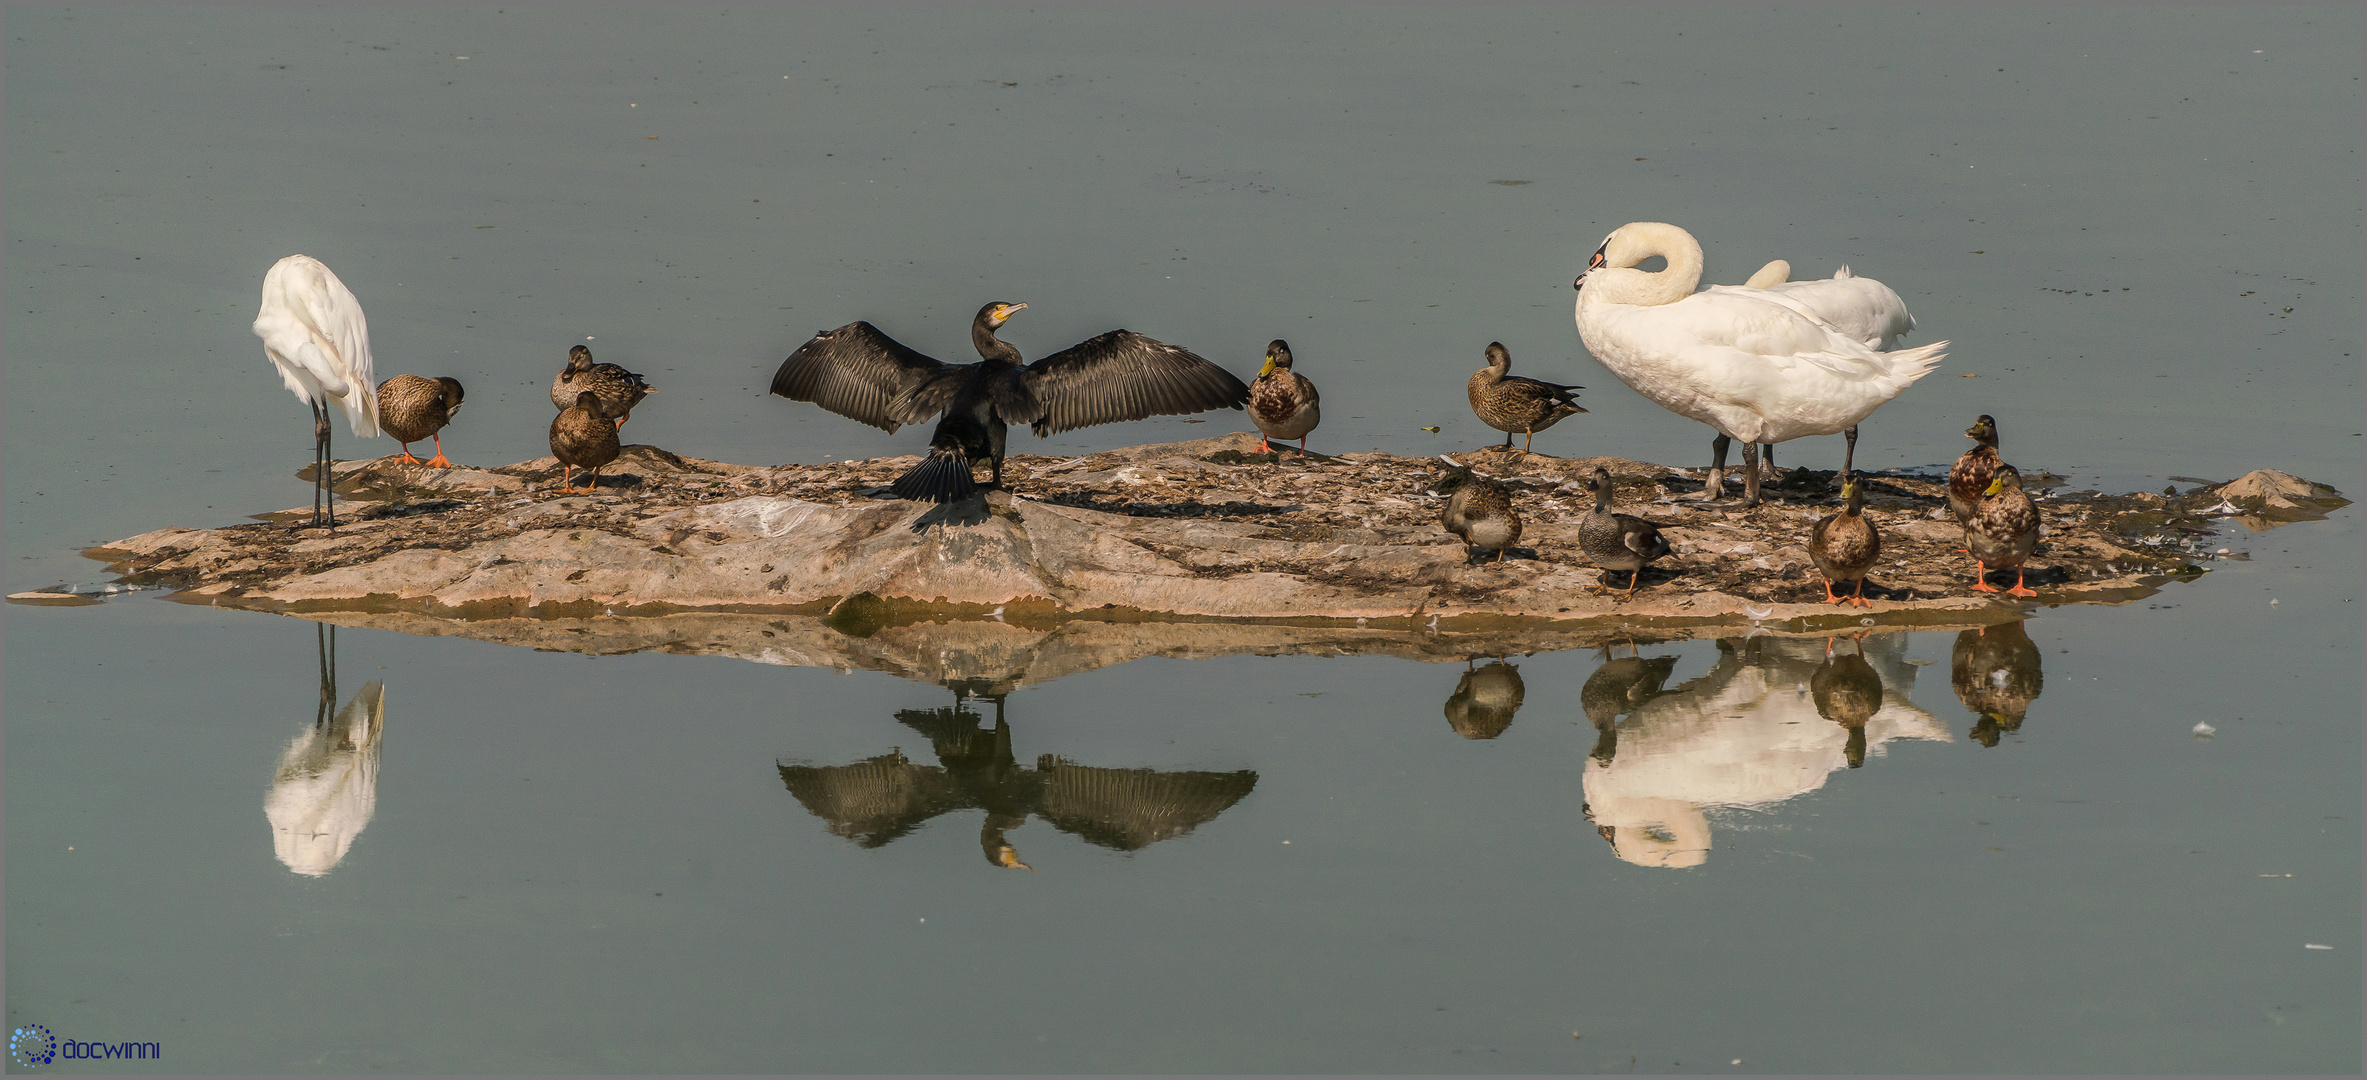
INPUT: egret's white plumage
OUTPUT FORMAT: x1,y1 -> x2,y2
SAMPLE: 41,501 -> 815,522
253,255 -> 380,526
1575,222 -> 1946,505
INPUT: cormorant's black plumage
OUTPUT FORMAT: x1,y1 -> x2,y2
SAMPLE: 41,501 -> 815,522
771,301 -> 1250,502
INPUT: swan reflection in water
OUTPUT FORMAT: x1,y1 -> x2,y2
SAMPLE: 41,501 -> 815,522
1443,658 -> 1526,739
779,686 -> 1257,871
1581,634 -> 1951,868
265,623 -> 386,876
1952,620 -> 2044,747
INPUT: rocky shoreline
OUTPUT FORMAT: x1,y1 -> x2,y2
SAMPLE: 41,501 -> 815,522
59,434 -> 2344,642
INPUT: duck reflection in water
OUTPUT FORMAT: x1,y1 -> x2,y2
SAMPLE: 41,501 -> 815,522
1811,635 -> 1885,768
264,623 -> 385,877
1443,658 -> 1525,739
778,685 -> 1257,871
1581,634 -> 1950,868
1953,620 -> 2044,747
1578,643 -> 1679,766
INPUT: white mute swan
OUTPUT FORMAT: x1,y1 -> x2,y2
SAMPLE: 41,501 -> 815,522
1575,223 -> 1946,506
1705,259 -> 1922,483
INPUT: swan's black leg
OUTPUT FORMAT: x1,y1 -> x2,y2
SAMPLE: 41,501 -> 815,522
1697,433 -> 1731,501
1739,441 -> 1763,507
1840,425 -> 1859,489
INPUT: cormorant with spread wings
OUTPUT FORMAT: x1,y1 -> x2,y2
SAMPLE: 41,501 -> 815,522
769,302 -> 1250,502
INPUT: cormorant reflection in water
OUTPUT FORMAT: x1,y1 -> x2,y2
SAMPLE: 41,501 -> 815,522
778,688 -> 1257,870
1443,658 -> 1526,739
265,623 -> 386,877
1953,620 -> 2044,747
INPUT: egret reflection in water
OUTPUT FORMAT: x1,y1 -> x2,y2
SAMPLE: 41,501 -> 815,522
1443,658 -> 1526,739
1953,620 -> 2045,747
264,623 -> 385,876
1581,634 -> 1950,868
778,689 -> 1257,871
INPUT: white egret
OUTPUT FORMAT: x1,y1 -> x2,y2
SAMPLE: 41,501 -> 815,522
252,255 -> 380,528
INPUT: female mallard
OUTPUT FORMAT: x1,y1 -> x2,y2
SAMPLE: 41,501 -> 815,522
1808,479 -> 1881,606
1965,463 -> 2039,597
1466,342 -> 1585,455
550,345 -> 657,427
1948,414 -> 2001,525
1577,466 -> 1672,599
1433,456 -> 1522,563
1248,339 -> 1320,456
1810,635 -> 1885,769
375,375 -> 465,468
1951,620 -> 2043,747
549,390 -> 621,494
1443,658 -> 1525,740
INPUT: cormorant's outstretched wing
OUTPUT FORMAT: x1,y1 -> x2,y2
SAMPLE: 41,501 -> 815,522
770,321 -> 957,433
1030,758 -> 1259,851
777,752 -> 965,848
1020,331 -> 1250,437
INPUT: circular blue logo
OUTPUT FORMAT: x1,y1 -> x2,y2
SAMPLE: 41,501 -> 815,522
10,1024 -> 57,1068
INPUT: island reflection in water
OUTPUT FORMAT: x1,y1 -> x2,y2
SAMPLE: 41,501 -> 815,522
1582,633 -> 1951,869
265,624 -> 385,877
779,689 -> 1257,871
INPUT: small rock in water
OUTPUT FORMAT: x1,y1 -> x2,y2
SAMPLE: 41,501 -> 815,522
2192,721 -> 2216,738
2305,943 -> 2333,950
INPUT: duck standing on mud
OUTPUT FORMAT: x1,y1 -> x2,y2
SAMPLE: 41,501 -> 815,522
770,302 -> 1250,503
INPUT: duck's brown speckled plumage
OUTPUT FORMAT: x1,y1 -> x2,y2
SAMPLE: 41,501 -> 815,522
549,390 -> 621,493
551,345 -> 657,424
1948,414 -> 2000,525
1809,480 -> 1881,606
1434,460 -> 1522,562
1248,339 -> 1320,456
1966,463 -> 2040,596
1466,341 -> 1584,454
375,374 -> 465,467
1577,467 -> 1671,599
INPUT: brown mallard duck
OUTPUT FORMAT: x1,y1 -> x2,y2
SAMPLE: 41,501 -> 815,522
375,375 -> 465,468
770,302 -> 1250,503
1948,414 -> 2000,526
1433,456 -> 1523,563
1466,341 -> 1585,455
1578,467 -> 1672,599
549,390 -> 620,494
1951,620 -> 2043,747
1248,339 -> 1320,456
1965,463 -> 2040,597
1443,658 -> 1525,739
550,345 -> 657,427
1808,479 -> 1882,606
1810,635 -> 1885,768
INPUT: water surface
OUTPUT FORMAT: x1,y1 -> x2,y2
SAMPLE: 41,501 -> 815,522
6,6 -> 2358,1073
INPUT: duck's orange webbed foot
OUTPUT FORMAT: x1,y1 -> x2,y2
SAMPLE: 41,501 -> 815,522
2004,568 -> 2037,598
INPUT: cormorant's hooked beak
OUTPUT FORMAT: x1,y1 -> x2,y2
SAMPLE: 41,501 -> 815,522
993,844 -> 1033,871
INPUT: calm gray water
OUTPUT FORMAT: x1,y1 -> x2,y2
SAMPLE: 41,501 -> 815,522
6,6 -> 2359,1073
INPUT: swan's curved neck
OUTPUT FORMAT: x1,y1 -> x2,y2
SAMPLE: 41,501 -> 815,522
1589,222 -> 1705,307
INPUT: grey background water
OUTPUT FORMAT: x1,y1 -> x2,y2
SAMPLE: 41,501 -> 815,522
5,6 -> 2358,1073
